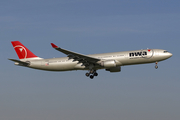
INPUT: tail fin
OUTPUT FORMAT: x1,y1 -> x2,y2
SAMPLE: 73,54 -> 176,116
11,41 -> 41,61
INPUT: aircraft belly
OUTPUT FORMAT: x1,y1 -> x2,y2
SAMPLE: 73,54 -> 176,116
44,62 -> 76,71
29,60 -> 78,71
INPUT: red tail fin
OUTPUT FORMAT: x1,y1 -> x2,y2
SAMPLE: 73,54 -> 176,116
11,41 -> 39,60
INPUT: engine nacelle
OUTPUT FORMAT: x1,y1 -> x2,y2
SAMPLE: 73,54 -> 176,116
101,60 -> 116,68
106,66 -> 121,72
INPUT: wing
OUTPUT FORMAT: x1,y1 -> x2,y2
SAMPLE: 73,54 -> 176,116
51,43 -> 101,66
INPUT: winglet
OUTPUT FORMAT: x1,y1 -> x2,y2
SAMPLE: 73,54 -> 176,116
51,43 -> 58,48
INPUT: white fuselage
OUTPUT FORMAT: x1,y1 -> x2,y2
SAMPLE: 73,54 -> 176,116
20,49 -> 172,71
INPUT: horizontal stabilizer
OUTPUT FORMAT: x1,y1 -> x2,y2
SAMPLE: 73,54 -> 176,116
8,59 -> 30,66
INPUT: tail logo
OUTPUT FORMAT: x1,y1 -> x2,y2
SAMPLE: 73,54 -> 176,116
19,48 -> 23,52
14,45 -> 27,59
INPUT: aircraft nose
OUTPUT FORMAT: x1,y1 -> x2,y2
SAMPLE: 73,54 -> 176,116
169,53 -> 173,57
167,52 -> 173,58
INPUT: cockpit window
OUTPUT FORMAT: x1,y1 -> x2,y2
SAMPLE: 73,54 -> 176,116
164,51 -> 168,53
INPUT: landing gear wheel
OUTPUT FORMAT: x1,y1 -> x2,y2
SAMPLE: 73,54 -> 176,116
155,65 -> 158,69
85,73 -> 90,77
155,62 -> 158,69
86,69 -> 98,79
94,72 -> 98,76
90,75 -> 94,79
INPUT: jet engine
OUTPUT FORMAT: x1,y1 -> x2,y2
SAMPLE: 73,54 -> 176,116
101,60 -> 116,68
106,66 -> 121,72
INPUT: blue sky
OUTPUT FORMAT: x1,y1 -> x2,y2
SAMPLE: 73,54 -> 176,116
0,0 -> 180,120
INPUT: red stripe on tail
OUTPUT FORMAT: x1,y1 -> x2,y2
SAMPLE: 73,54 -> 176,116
11,41 -> 38,59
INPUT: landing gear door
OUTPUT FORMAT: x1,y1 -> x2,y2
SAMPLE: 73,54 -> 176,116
142,49 -> 154,59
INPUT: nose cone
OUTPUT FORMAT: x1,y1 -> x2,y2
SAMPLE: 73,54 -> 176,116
164,52 -> 173,59
168,52 -> 173,58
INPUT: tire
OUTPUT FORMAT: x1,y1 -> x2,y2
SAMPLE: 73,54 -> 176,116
90,75 -> 94,79
155,65 -> 158,69
86,73 -> 90,77
94,72 -> 98,76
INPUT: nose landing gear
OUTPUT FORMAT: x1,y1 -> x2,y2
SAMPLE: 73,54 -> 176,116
85,70 -> 98,79
155,62 -> 158,69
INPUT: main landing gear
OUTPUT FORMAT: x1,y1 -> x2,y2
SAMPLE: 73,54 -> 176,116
85,70 -> 98,79
155,62 -> 158,69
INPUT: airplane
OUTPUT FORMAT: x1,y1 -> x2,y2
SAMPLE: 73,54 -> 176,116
9,41 -> 172,79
